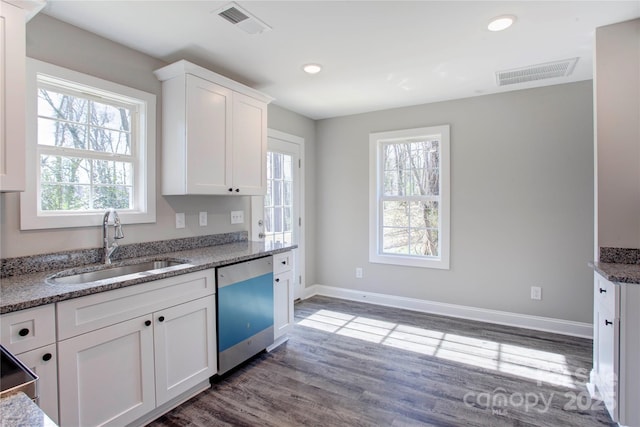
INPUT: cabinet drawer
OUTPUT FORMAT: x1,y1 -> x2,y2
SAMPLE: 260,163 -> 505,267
595,273 -> 619,316
57,269 -> 215,340
0,305 -> 56,354
273,251 -> 293,275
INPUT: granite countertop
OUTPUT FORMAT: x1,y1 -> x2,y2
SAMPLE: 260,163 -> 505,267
0,392 -> 57,427
592,262 -> 640,285
0,240 -> 295,314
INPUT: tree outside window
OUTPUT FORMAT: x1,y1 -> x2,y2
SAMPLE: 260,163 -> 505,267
37,87 -> 134,212
370,125 -> 450,270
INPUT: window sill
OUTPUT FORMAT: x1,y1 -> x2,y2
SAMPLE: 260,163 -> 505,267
19,210 -> 156,230
369,253 -> 450,270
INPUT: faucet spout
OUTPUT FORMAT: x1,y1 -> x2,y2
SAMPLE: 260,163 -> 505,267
103,209 -> 125,264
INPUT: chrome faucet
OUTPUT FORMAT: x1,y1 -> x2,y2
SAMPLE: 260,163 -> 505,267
103,209 -> 124,264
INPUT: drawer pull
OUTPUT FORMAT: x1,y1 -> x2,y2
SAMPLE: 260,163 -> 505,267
599,288 -> 607,294
158,316 -> 165,322
281,260 -> 287,265
18,328 -> 30,337
42,353 -> 52,362
275,278 -> 280,283
145,320 -> 152,327
605,320 -> 613,326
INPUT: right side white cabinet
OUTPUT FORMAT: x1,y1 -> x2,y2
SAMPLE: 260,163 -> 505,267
590,272 -> 640,426
273,251 -> 294,345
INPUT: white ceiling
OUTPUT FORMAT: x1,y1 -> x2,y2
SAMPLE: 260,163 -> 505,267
42,1 -> 640,120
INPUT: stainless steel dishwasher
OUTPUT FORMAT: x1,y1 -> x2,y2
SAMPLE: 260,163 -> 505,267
216,256 -> 274,374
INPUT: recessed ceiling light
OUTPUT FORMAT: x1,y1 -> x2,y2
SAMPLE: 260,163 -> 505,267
303,64 -> 322,74
488,15 -> 516,32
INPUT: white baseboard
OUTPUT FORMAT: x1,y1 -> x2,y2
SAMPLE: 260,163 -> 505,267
302,284 -> 593,339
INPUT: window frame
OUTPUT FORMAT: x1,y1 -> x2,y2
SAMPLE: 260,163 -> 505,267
21,58 -> 156,230
369,125 -> 450,270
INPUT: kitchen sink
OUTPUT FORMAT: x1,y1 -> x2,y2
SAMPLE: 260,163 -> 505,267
46,259 -> 191,285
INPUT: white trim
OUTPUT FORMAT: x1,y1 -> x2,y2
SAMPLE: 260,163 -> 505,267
369,125 -> 450,270
20,58 -> 156,229
251,128 -> 306,300
302,284 -> 593,339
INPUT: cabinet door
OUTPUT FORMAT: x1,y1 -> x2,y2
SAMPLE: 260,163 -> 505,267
185,74 -> 232,194
274,270 -> 294,340
0,1 -> 26,192
596,308 -> 619,421
58,315 -> 155,427
232,92 -> 267,195
17,344 -> 59,424
154,295 -> 216,406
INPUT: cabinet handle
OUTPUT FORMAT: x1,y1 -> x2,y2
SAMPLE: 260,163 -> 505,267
599,288 -> 607,294
145,320 -> 151,327
281,260 -> 287,265
235,188 -> 240,193
158,316 -> 165,322
42,353 -> 52,362
605,320 -> 613,326
18,328 -> 29,337
228,188 -> 233,192
275,278 -> 280,283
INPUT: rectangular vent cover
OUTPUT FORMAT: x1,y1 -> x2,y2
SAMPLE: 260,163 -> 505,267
496,58 -> 579,86
219,7 -> 249,25
216,2 -> 271,34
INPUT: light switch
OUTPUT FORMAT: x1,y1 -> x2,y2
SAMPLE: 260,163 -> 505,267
231,210 -> 244,224
199,211 -> 207,226
175,213 -> 185,229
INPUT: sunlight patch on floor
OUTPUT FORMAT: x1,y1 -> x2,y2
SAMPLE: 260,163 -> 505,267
297,309 -> 575,389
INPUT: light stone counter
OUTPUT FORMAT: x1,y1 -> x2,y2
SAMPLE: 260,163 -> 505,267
592,247 -> 640,285
1,236 -> 295,314
592,262 -> 640,284
0,392 -> 57,427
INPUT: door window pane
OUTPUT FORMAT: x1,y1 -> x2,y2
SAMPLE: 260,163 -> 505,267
264,151 -> 294,245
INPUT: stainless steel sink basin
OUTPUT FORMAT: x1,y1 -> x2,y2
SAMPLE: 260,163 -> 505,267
47,260 -> 191,285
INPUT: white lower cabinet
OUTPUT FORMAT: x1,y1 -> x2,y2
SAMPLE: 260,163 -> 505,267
57,269 -> 217,427
274,271 -> 294,340
0,304 -> 59,423
13,344 -> 59,424
154,295 -> 216,406
58,315 -> 156,427
270,251 -> 294,349
590,272 -> 640,427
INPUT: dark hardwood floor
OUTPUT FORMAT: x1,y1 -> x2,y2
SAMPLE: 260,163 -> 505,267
148,296 -> 614,427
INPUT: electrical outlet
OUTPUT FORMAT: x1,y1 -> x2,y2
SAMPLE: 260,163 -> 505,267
199,211 -> 207,227
355,267 -> 363,279
531,286 -> 542,300
230,210 -> 244,224
175,213 -> 185,229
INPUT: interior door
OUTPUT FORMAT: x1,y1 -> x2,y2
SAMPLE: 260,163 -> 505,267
251,129 -> 304,299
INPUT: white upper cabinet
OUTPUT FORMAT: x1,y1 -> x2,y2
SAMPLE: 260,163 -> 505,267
0,1 -> 45,192
155,60 -> 272,196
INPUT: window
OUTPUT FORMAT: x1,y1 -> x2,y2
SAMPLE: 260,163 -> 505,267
264,150 -> 295,246
369,125 -> 450,269
21,59 -> 156,229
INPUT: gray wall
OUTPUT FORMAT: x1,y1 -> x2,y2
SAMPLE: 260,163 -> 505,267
595,19 -> 640,251
315,81 -> 594,323
1,14 -> 317,290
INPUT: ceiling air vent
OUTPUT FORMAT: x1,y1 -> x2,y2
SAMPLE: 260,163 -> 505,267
216,2 -> 271,35
495,58 -> 579,86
